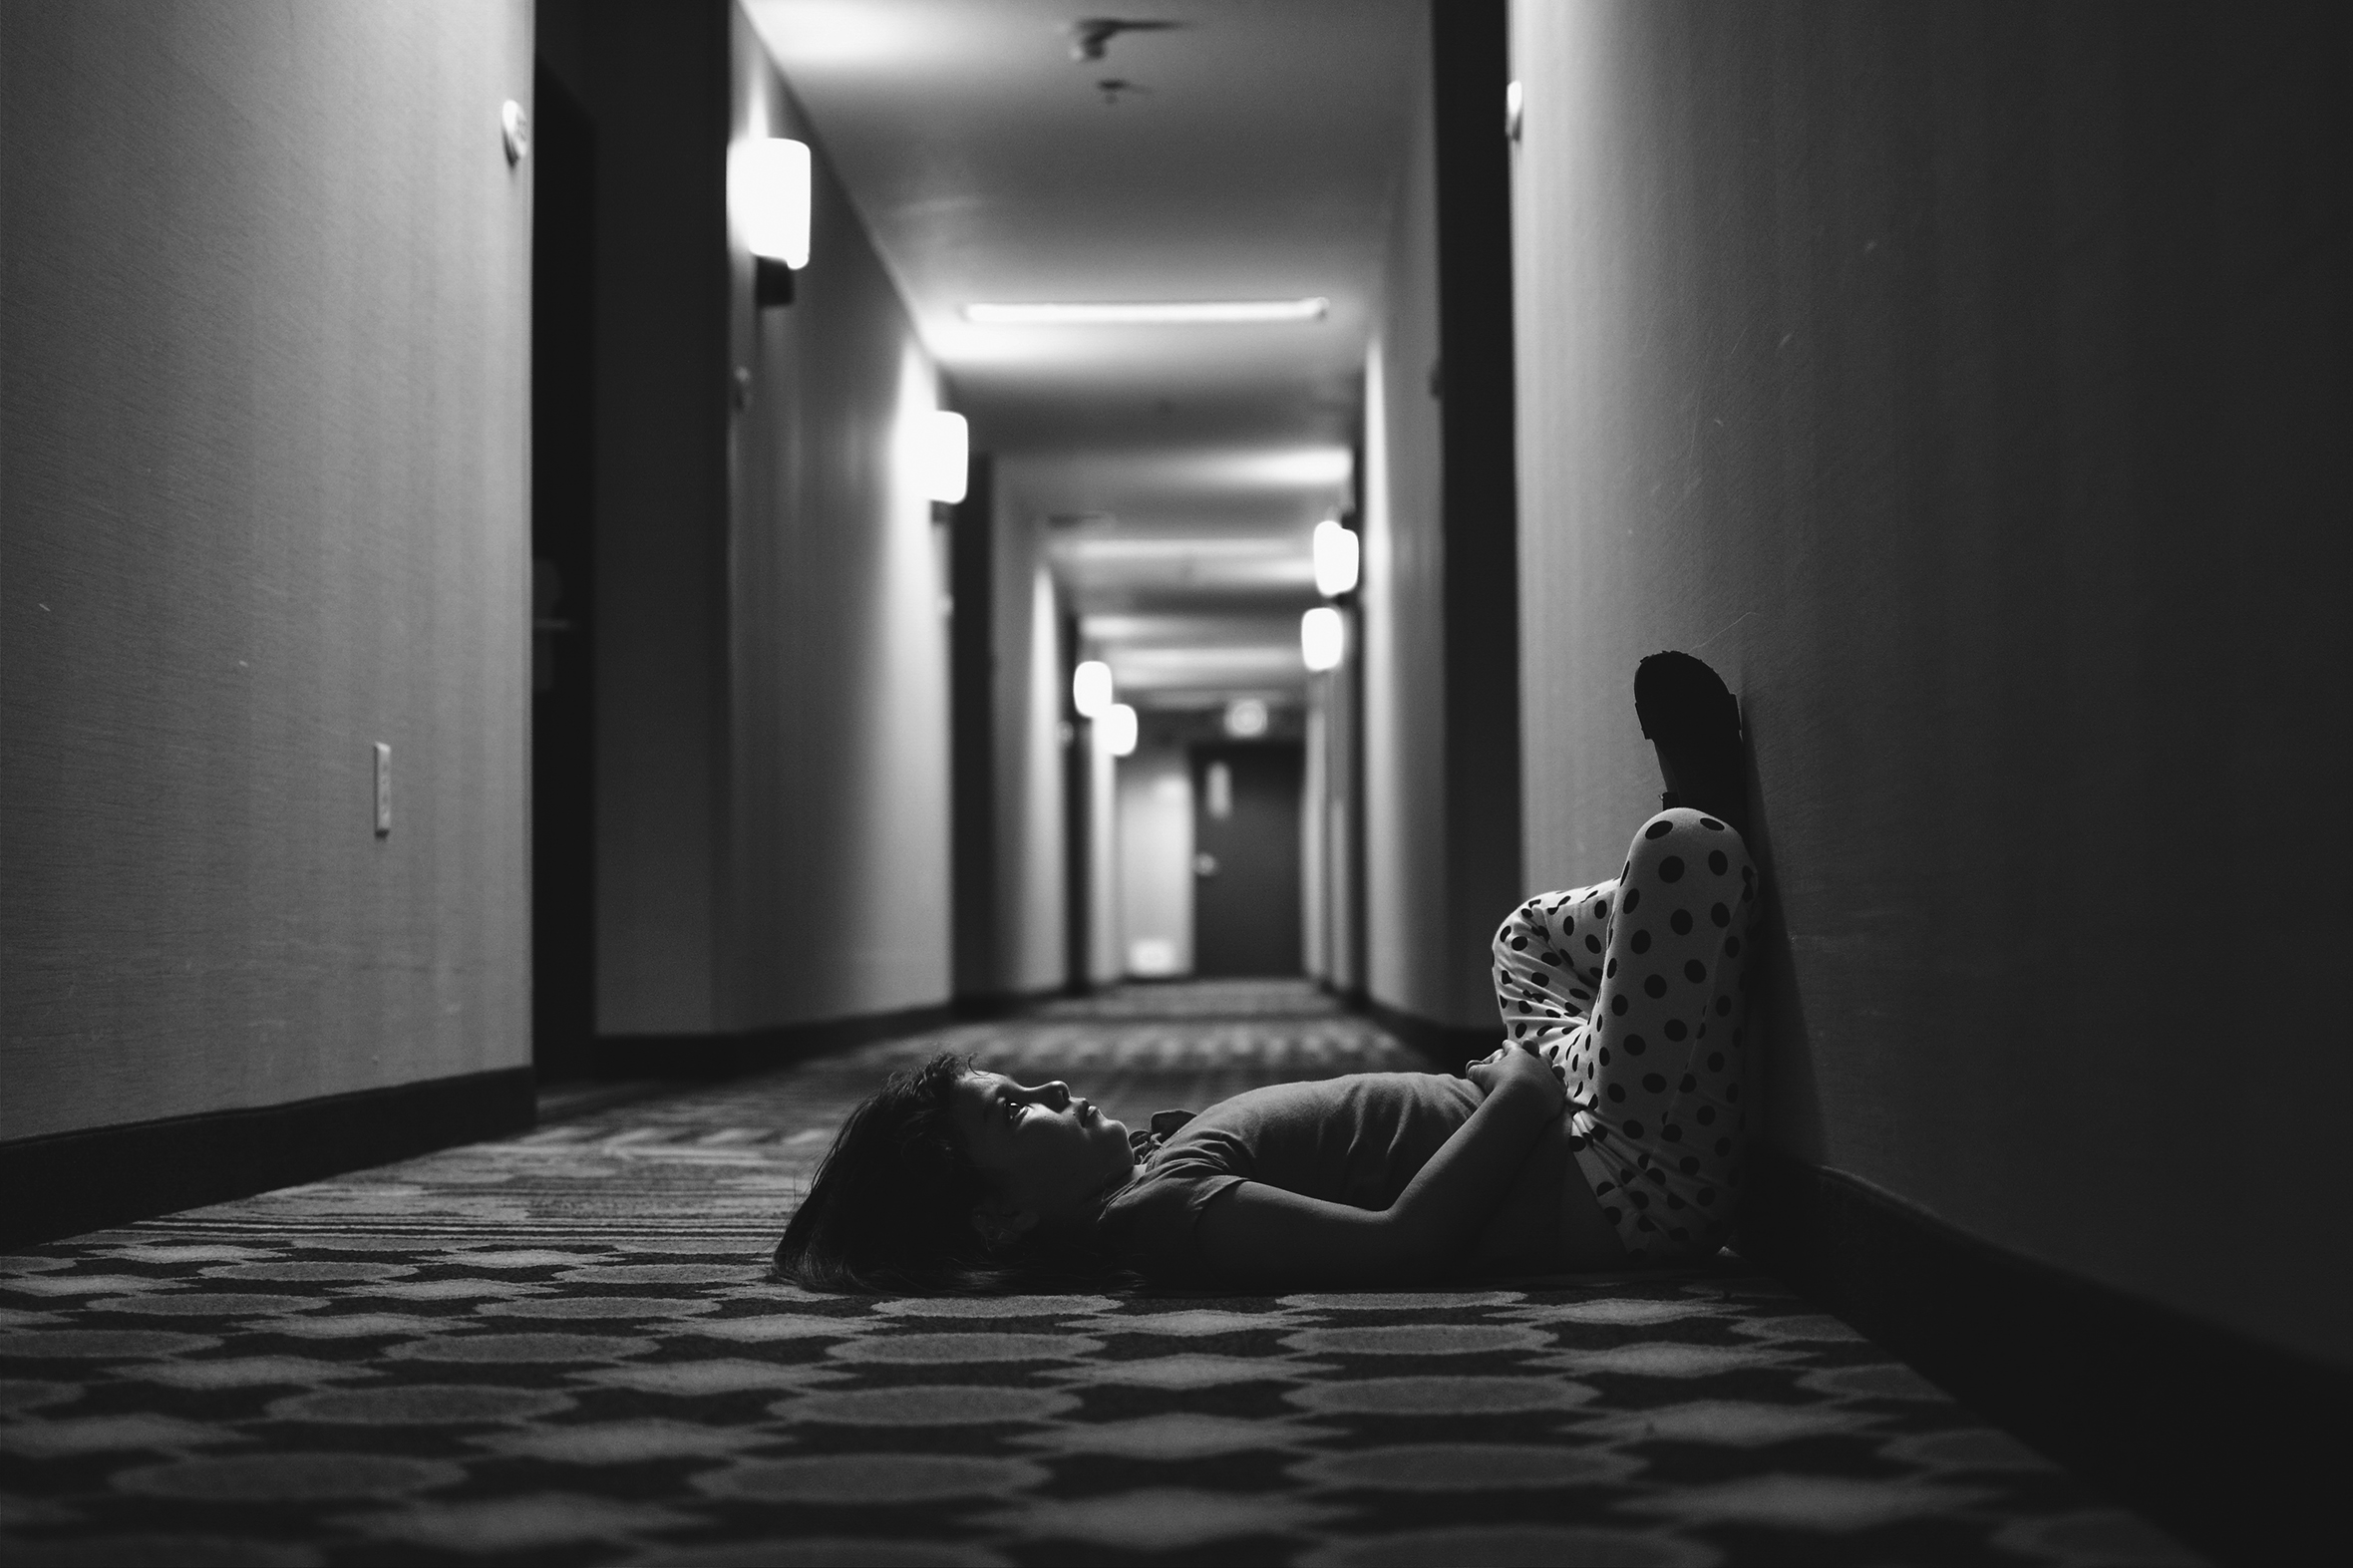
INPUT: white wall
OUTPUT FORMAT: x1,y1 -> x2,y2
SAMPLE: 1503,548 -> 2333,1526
1319,631 -> 1362,994
983,466 -> 1072,997
722,314 -> 954,1025
1302,702 -> 1328,980
596,1 -> 954,1036
0,0 -> 532,1140
1002,544 -> 1069,994
1359,36 -> 1458,1023
1510,0 -> 2350,1367
1087,729 -> 1121,984
1117,750 -> 1194,977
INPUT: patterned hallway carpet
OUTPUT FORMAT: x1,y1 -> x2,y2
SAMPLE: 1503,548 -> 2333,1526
1,982 -> 2198,1566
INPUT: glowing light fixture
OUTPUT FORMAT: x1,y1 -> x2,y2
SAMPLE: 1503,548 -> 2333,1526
1312,518 -> 1360,597
1301,606 -> 1345,672
922,410 -> 969,503
732,138 -> 811,266
1101,703 -> 1139,758
962,298 -> 1328,326
731,137 -> 810,308
1072,660 -> 1114,718
1224,698 -> 1269,739
1235,447 -> 1353,488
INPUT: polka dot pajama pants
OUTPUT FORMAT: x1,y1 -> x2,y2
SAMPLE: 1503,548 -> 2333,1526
1489,807 -> 1758,1263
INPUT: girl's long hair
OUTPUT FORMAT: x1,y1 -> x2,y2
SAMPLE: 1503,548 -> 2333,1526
772,1052 -> 1138,1295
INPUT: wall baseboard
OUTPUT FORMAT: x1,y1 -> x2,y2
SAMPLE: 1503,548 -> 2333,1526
1741,1147 -> 2343,1566
541,1002 -> 956,1083
1353,993 -> 1502,1074
0,1068 -> 535,1252
950,986 -> 1065,1022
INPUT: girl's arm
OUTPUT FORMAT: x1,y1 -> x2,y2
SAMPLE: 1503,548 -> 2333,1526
1190,1045 -> 1565,1287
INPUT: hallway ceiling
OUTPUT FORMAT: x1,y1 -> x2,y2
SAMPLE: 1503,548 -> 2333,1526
1081,610 -> 1309,708
744,0 -> 1422,706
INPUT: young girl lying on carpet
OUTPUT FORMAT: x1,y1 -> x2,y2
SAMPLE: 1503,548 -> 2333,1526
776,652 -> 1757,1292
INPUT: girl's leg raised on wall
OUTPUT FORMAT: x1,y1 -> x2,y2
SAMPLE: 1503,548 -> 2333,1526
1568,807 -> 1757,1261
1491,880 -> 1619,1048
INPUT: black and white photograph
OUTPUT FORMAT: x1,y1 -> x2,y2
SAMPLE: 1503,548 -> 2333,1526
0,2 -> 2343,1563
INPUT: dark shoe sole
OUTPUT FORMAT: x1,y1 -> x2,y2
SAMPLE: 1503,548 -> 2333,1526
1633,651 -> 1747,834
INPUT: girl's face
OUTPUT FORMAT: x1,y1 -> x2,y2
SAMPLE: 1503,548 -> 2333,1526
950,1071 -> 1135,1228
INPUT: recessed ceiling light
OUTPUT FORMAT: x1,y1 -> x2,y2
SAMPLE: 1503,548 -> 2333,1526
962,298 -> 1329,325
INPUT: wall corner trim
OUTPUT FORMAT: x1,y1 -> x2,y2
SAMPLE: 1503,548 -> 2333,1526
0,1070 -> 536,1252
950,985 -> 1067,1024
542,1002 -> 956,1084
1742,1147 -> 2345,1564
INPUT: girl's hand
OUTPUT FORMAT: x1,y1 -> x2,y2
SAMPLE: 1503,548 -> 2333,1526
1466,1041 -> 1565,1113
1198,1036 -> 1573,1285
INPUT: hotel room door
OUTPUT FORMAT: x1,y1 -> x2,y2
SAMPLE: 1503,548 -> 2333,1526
1190,742 -> 1305,977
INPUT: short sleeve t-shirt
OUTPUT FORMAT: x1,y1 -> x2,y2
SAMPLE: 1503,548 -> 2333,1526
1100,1073 -> 1534,1281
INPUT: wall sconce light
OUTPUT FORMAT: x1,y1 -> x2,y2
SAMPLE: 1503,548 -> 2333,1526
1301,606 -> 1345,672
1100,703 -> 1139,758
731,137 -> 810,308
1073,660 -> 1114,718
923,411 -> 969,504
1312,517 -> 1360,597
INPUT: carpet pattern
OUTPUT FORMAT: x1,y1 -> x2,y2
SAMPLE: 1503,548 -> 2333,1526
1,983 -> 2199,1565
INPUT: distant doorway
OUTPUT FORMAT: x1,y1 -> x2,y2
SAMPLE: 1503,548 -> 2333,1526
1190,742 -> 1305,977
530,63 -> 596,1073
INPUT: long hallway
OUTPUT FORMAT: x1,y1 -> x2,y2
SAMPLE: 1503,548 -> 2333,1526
3,2 -> 2343,1562
2,984 -> 2188,1566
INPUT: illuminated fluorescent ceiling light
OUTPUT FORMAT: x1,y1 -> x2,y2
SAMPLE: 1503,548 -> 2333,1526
962,298 -> 1329,326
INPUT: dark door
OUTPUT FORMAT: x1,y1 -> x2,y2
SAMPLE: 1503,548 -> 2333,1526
1191,742 -> 1305,977
531,63 -> 596,1073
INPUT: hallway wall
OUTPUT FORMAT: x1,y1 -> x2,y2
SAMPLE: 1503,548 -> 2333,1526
1308,620 -> 1365,994
1509,1 -> 2349,1367
725,4 -> 951,1029
1086,728 -> 1121,986
985,462 -> 1074,998
1302,703 -> 1328,982
1359,0 -> 1522,1037
550,0 -> 732,1034
560,0 -> 955,1038
1359,41 -> 1454,1024
0,1 -> 532,1140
